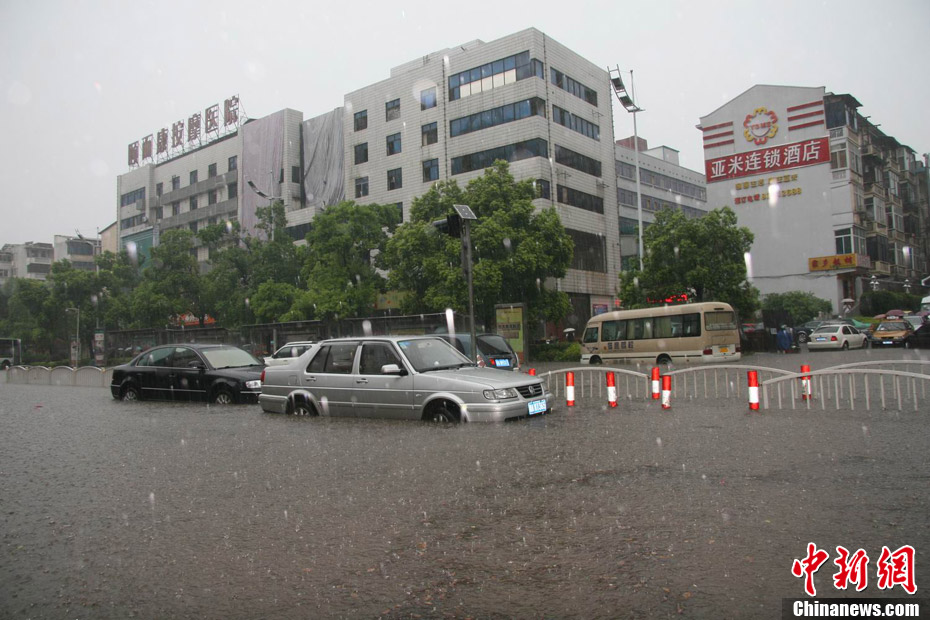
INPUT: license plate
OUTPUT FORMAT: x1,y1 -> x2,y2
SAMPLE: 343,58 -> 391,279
720,347 -> 728,353
528,399 -> 547,415
883,340 -> 893,345
494,358 -> 511,367
816,337 -> 826,341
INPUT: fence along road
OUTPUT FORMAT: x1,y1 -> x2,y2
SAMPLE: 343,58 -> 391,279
533,357 -> 930,413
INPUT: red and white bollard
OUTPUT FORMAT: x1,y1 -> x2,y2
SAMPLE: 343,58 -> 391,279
606,372 -> 617,408
747,370 -> 760,411
661,375 -> 672,410
566,371 -> 575,407
800,364 -> 812,401
651,367 -> 661,400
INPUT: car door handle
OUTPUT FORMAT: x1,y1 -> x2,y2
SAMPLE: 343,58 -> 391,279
304,376 -> 317,383
356,378 -> 369,385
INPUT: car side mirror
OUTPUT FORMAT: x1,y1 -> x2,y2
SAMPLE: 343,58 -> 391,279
188,360 -> 206,370
381,363 -> 404,375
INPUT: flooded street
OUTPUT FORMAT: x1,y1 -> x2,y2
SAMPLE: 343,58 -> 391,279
2,351 -> 928,618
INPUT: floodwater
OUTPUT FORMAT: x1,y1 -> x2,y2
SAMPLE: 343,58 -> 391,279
1,352 -> 928,619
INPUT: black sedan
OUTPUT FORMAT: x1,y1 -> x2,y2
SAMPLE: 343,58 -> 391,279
905,324 -> 930,349
110,344 -> 264,404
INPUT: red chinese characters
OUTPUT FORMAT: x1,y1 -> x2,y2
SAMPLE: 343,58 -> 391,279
706,137 -> 830,183
793,543 -> 917,597
878,545 -> 916,594
792,542 -> 830,597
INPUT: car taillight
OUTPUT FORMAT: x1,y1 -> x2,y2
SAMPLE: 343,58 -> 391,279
831,336 -> 838,341
260,369 -> 265,383
736,346 -> 741,353
702,348 -> 712,355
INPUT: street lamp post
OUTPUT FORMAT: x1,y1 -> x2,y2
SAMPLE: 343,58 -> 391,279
246,172 -> 282,241
453,204 -> 479,362
610,67 -> 645,271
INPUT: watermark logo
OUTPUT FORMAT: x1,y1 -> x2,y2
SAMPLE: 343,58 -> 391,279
792,543 -> 916,597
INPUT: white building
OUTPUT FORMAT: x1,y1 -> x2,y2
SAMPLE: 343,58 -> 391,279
698,85 -> 927,314
116,105 -> 343,266
344,27 -> 620,315
0,242 -> 53,283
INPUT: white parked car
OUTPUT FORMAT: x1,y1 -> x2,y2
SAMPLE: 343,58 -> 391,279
807,324 -> 868,351
263,341 -> 315,366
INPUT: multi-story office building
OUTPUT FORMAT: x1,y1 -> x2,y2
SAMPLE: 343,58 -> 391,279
116,107 -> 344,266
344,28 -> 620,315
698,85 -> 928,313
614,137 -> 708,277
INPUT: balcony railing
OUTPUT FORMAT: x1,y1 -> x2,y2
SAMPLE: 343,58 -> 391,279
872,261 -> 892,275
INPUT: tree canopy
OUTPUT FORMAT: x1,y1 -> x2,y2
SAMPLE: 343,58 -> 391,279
619,206 -> 760,319
379,161 -> 574,328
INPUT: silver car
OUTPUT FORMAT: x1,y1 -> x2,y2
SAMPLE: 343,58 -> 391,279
259,336 -> 553,422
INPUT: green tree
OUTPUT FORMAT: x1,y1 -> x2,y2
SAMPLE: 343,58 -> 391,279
137,229 -> 206,326
619,206 -> 759,319
380,161 -> 573,328
761,291 -> 832,324
0,278 -> 53,360
291,201 -> 400,320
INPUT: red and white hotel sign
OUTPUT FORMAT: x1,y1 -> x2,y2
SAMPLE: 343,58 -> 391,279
705,137 -> 829,183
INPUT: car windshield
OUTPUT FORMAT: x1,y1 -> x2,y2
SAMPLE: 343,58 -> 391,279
477,335 -> 512,356
201,347 -> 263,369
812,326 -> 839,334
398,338 -> 473,372
876,322 -> 907,332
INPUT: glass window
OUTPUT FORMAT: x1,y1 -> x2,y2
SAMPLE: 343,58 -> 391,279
354,142 -> 368,165
190,170 -> 198,185
386,99 -> 400,121
170,347 -> 200,368
208,163 -> 217,177
423,158 -> 439,182
354,110 -> 367,131
307,343 -> 358,374
704,311 -> 736,331
582,326 -> 599,343
387,168 -> 402,191
227,183 -> 237,199
228,155 -> 237,171
359,342 -> 402,375
189,196 -> 198,210
420,87 -> 437,110
171,175 -> 180,190
355,176 -> 369,199
386,132 -> 402,156
208,190 -> 217,205
137,347 -> 173,367
422,122 -> 437,146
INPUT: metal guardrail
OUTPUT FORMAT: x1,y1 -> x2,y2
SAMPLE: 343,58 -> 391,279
4,365 -> 113,388
535,361 -> 930,412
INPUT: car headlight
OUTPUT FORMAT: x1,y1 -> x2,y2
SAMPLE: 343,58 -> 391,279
484,388 -> 518,400
245,380 -> 262,389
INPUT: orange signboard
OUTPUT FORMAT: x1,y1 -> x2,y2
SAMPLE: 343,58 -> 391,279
808,254 -> 870,272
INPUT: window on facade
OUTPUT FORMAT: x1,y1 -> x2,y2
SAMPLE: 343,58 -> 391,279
190,170 -> 198,185
208,163 -> 217,177
552,105 -> 600,140
395,203 -> 404,222
172,201 -> 180,216
354,142 -> 368,165
228,183 -> 238,199
190,196 -> 198,211
208,190 -> 217,205
119,187 -> 146,207
172,175 -> 180,190
450,98 -> 546,138
420,87 -> 437,110
451,138 -> 548,175
619,217 -> 638,235
835,228 -> 852,254
447,51 -> 544,101
422,122 -> 437,146
566,228 -> 607,273
228,155 -> 237,171
550,68 -> 598,107
557,184 -> 604,214
355,176 -> 369,198
830,144 -> 848,170
387,168 -> 403,190
189,221 -> 198,233
354,110 -> 368,131
555,144 -> 602,177
386,99 -> 400,121
292,166 -> 300,184
423,158 -> 439,182
153,206 -> 163,221
386,132 -> 402,156
156,182 -> 163,197
534,179 -> 550,199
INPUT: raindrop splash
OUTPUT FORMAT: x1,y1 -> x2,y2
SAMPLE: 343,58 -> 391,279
768,183 -> 780,207
744,252 -> 753,279
445,308 -> 455,335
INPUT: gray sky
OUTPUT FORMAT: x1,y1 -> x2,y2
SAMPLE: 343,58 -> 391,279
2,0 -> 928,246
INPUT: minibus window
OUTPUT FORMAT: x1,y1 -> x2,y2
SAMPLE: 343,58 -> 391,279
582,326 -> 599,343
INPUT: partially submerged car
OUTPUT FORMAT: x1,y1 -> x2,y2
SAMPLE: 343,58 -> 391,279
807,324 -> 868,351
437,333 -> 520,370
259,336 -> 552,422
869,321 -> 914,348
110,343 -> 265,404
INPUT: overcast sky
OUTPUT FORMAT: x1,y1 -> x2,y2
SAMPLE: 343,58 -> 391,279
2,0 -> 928,246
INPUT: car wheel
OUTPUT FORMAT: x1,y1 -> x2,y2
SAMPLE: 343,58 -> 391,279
797,332 -> 809,344
656,354 -> 672,367
590,356 -> 602,365
121,385 -> 141,401
290,399 -> 315,416
842,341 -> 849,351
213,388 -> 235,405
425,401 -> 460,423
0,360 -> 10,370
